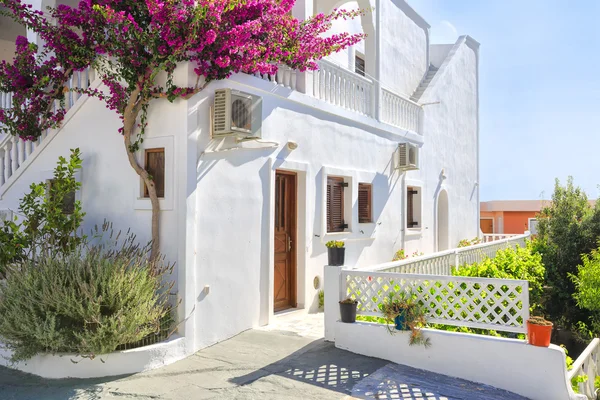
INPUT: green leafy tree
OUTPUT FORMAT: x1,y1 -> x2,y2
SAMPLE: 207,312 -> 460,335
533,177 -> 600,327
571,245 -> 600,334
0,149 -> 84,275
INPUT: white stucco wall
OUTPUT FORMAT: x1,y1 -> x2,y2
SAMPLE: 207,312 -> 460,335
379,0 -> 429,98
0,71 -> 189,295
417,37 -> 480,248
0,336 -> 188,379
0,6 -> 478,357
335,322 -> 579,400
185,54 -> 478,349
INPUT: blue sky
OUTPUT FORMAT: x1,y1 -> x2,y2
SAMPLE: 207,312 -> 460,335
410,0 -> 600,201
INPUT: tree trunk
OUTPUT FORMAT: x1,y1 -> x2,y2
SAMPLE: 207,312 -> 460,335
122,92 -> 160,261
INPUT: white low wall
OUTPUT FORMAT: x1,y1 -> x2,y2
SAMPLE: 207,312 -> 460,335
0,336 -> 189,379
335,322 -> 582,400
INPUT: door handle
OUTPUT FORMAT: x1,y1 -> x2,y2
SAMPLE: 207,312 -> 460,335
287,236 -> 292,252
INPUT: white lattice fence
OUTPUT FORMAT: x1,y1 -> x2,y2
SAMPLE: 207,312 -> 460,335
343,270 -> 529,333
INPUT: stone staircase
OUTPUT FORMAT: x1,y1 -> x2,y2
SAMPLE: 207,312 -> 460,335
410,64 -> 439,102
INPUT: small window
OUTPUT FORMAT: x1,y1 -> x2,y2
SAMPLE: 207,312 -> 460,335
528,218 -> 539,235
144,148 -> 165,198
327,176 -> 347,232
46,179 -> 76,214
407,186 -> 422,229
358,183 -> 372,223
355,55 -> 365,77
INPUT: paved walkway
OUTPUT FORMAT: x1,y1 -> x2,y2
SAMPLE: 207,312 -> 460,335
0,313 -> 528,400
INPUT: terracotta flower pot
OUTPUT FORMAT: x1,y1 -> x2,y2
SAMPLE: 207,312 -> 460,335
527,320 -> 553,347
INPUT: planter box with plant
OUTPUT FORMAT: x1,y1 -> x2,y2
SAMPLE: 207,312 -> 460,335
339,298 -> 358,323
527,316 -> 553,347
381,291 -> 430,347
326,240 -> 345,266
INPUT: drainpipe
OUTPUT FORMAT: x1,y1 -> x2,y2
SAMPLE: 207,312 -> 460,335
374,0 -> 381,121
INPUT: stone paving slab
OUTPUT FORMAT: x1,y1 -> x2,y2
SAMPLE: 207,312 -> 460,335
0,328 -> 530,400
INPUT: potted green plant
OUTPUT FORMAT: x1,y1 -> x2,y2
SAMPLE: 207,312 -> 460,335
527,316 -> 553,347
326,240 -> 345,266
381,291 -> 430,347
339,297 -> 358,323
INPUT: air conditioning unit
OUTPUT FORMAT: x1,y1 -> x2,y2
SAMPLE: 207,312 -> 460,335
212,88 -> 262,139
395,143 -> 419,171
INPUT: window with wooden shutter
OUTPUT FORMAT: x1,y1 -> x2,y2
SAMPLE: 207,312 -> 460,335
407,186 -> 421,229
355,55 -> 365,77
144,148 -> 165,198
327,177 -> 347,232
358,183 -> 372,223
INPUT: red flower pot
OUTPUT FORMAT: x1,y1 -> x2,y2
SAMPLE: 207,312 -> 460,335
527,320 -> 553,347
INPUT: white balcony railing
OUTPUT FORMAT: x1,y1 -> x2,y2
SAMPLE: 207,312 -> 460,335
381,88 -> 421,133
483,233 -> 519,243
569,338 -> 599,399
313,59 -> 375,118
360,232 -> 531,275
253,65 -> 298,91
0,68 -> 94,188
342,269 -> 530,333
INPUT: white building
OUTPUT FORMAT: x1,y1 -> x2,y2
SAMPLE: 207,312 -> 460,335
0,0 -> 480,354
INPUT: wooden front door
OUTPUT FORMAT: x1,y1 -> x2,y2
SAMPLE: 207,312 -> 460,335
274,171 -> 297,312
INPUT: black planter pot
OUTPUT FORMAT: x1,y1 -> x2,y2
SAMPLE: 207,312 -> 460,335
328,247 -> 346,266
339,301 -> 357,323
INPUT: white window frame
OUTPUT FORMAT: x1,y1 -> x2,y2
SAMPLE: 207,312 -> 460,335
134,136 -> 174,211
404,179 -> 423,237
320,166 -> 377,243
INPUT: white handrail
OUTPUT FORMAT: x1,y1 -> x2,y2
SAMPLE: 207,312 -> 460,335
313,59 -> 375,117
569,338 -> 600,399
359,232 -> 531,274
483,233 -> 519,243
381,88 -> 421,134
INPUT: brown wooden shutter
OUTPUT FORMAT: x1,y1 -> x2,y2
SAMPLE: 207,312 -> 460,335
407,187 -> 418,228
327,177 -> 346,232
144,148 -> 165,198
358,183 -> 372,223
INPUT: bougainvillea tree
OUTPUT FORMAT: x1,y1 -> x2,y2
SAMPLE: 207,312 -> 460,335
0,0 -> 364,258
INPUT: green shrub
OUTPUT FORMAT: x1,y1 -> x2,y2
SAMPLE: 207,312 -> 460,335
453,241 -> 545,312
0,233 -> 174,362
392,249 -> 423,261
0,149 -> 85,277
457,237 -> 482,248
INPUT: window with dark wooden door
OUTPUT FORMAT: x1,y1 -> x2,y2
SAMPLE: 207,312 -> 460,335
144,148 -> 165,198
355,55 -> 366,77
407,186 -> 421,228
358,183 -> 372,223
327,177 -> 347,232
